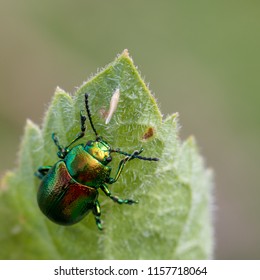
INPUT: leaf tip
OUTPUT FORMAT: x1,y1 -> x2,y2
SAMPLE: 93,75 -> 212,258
118,49 -> 134,64
122,49 -> 130,58
172,112 -> 179,119
25,118 -> 40,131
55,86 -> 67,94
186,135 -> 197,146
23,119 -> 42,142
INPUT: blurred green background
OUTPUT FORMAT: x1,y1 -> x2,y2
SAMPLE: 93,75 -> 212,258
0,0 -> 259,259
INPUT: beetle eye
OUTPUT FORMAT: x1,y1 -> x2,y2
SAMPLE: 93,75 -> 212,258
106,156 -> 112,162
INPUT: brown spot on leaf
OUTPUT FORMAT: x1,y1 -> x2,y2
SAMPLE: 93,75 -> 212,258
142,127 -> 155,140
99,107 -> 108,120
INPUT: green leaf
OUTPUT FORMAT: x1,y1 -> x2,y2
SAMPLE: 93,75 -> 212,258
0,50 -> 213,259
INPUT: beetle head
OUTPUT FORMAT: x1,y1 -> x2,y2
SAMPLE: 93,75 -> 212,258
85,137 -> 112,165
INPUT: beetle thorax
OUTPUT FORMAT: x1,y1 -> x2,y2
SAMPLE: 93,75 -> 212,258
64,144 -> 111,187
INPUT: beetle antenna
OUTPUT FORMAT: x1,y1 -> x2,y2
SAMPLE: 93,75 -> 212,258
111,148 -> 159,161
85,93 -> 99,138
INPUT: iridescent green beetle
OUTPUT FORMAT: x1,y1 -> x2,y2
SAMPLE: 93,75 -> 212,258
35,93 -> 158,230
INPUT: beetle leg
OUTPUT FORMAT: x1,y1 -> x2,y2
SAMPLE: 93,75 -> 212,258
35,166 -> 52,179
92,200 -> 102,230
52,133 -> 68,159
65,111 -> 87,149
107,149 -> 143,184
100,184 -> 138,205
52,132 -> 62,149
52,111 -> 87,158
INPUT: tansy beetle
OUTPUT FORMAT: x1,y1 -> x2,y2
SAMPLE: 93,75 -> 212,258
35,93 -> 159,230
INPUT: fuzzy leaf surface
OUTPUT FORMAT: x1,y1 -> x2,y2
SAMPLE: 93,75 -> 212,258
0,51 -> 213,259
